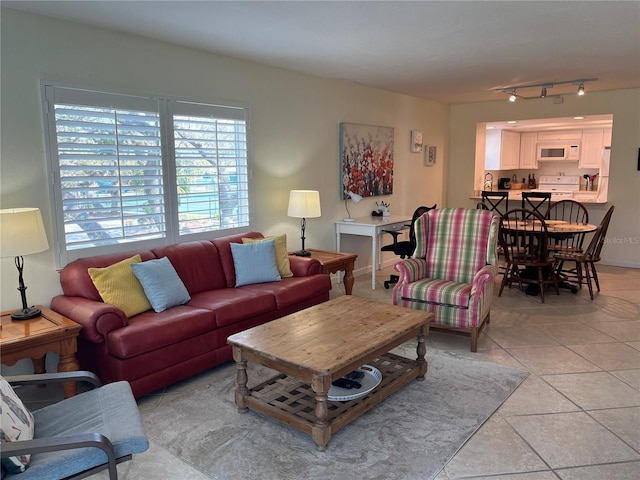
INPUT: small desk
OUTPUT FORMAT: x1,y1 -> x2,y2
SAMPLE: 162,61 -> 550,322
1,306 -> 82,398
302,249 -> 358,295
336,215 -> 412,289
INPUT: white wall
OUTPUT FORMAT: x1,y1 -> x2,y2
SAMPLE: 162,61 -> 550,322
448,90 -> 640,268
0,9 -> 447,311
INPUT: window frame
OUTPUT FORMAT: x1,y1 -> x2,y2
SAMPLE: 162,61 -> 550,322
41,82 -> 254,268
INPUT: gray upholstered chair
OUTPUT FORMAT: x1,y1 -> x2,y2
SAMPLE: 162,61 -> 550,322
1,371 -> 148,479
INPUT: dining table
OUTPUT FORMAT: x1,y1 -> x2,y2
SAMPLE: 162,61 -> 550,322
501,218 -> 598,295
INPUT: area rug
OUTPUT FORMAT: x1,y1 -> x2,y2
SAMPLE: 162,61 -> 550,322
141,348 -> 528,480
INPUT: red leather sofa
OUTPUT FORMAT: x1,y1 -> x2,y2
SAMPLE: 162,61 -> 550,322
50,232 -> 331,398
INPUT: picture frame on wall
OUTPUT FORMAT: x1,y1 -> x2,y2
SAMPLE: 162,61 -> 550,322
410,130 -> 424,153
425,145 -> 437,166
340,122 -> 394,199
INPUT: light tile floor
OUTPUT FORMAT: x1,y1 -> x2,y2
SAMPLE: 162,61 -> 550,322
17,264 -> 640,479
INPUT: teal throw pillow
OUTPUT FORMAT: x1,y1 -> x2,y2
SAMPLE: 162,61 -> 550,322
230,239 -> 281,287
131,257 -> 191,312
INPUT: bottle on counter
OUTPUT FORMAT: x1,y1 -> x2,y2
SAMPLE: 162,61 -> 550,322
532,173 -> 537,189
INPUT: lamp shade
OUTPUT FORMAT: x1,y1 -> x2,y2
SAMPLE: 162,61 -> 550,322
347,191 -> 363,203
0,208 -> 49,257
287,190 -> 321,218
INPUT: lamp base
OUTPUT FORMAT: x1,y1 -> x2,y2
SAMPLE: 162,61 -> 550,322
11,307 -> 42,321
294,250 -> 312,257
342,218 -> 356,222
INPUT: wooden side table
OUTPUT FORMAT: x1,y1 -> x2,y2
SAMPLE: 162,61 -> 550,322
1,306 -> 82,398
302,249 -> 358,295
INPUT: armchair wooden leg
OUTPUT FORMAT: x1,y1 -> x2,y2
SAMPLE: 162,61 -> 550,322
470,328 -> 478,352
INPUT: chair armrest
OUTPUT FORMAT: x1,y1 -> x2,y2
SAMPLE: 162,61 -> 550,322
381,230 -> 403,241
1,433 -> 118,479
393,258 -> 427,284
5,371 -> 101,389
470,264 -> 499,295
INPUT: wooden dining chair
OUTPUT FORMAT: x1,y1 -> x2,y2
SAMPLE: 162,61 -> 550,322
522,192 -> 551,218
498,208 -> 560,303
545,199 -> 590,253
553,205 -> 615,299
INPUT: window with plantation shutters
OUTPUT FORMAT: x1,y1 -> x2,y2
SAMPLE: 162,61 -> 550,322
43,84 -> 252,267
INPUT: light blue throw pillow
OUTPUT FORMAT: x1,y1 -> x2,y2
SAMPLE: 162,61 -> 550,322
230,239 -> 281,287
130,257 -> 191,312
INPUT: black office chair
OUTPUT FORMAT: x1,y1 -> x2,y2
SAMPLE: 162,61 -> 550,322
381,204 -> 437,289
522,192 -> 551,218
481,191 -> 509,216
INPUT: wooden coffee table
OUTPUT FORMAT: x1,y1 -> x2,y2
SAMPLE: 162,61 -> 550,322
227,296 -> 431,451
0,306 -> 82,398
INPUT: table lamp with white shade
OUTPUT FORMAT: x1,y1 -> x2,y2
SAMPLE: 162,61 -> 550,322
343,190 -> 362,222
287,190 -> 321,257
0,208 -> 50,320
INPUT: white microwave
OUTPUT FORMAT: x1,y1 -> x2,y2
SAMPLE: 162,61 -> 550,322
537,142 -> 581,161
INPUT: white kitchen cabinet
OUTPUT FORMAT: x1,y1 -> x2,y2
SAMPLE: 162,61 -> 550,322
580,129 -> 604,169
519,132 -> 538,169
603,128 -> 612,147
536,130 -> 582,142
485,129 -> 520,170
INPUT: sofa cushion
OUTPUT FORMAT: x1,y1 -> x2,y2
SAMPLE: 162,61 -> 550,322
240,275 -> 332,309
1,375 -> 35,474
242,234 -> 293,277
152,241 -> 226,295
188,288 -> 276,328
212,232 -> 264,287
107,306 -> 216,359
131,257 -> 191,313
398,277 -> 471,309
230,239 -> 281,287
88,254 -> 152,318
60,250 -> 156,301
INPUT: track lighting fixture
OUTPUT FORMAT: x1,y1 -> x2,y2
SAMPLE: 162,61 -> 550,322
496,78 -> 597,101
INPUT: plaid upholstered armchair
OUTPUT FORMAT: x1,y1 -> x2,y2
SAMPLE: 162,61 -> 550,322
392,208 -> 500,352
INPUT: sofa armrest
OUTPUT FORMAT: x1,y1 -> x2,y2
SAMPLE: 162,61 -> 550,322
288,256 -> 322,276
50,295 -> 128,344
393,258 -> 428,285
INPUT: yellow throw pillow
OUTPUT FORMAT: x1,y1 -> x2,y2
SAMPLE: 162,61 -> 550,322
242,234 -> 293,277
88,254 -> 152,318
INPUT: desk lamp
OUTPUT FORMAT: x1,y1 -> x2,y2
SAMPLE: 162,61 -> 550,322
287,190 -> 321,257
0,208 -> 50,320
343,190 -> 362,222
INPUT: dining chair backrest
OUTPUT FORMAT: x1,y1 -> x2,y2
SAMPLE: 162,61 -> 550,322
499,208 -> 550,266
481,191 -> 509,216
545,199 -> 590,253
522,192 -> 551,218
583,205 -> 615,262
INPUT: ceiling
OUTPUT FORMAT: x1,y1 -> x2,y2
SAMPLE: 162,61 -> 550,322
3,1 -> 640,104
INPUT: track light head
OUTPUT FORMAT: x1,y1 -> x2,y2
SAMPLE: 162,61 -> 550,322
540,87 -> 547,98
577,83 -> 585,96
509,90 -> 517,102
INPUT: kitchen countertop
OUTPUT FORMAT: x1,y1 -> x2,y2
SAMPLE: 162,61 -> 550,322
471,189 -> 605,204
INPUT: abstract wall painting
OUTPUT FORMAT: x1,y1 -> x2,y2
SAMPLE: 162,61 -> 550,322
340,122 -> 394,199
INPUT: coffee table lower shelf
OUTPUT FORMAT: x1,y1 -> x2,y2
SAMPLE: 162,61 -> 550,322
240,352 -> 425,448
